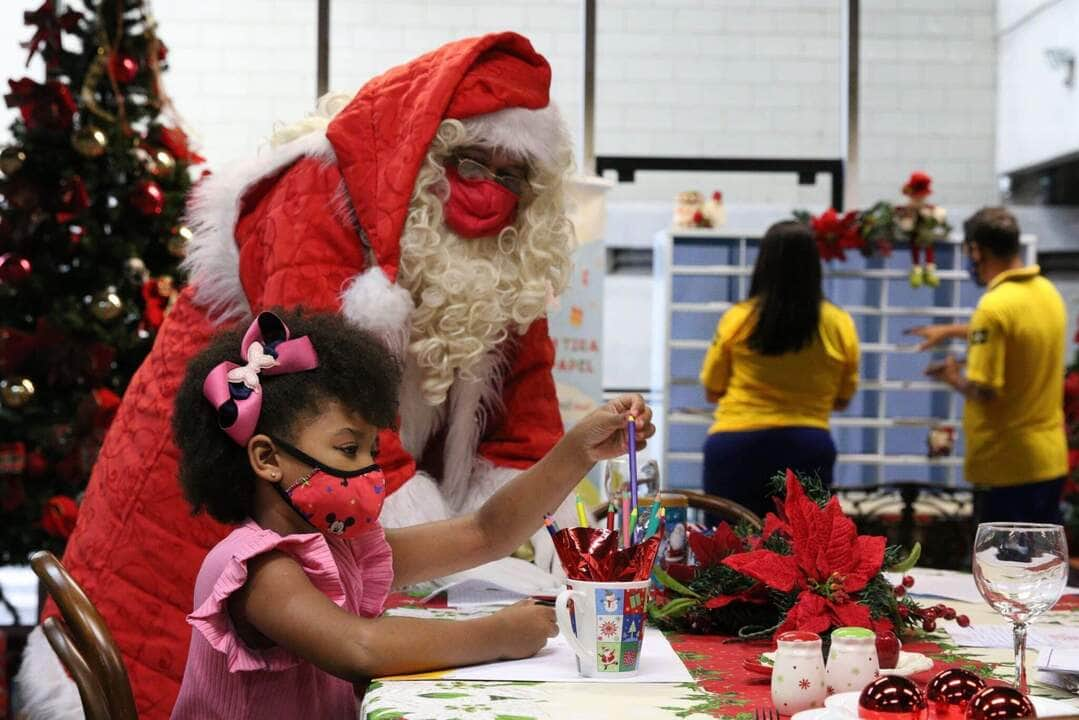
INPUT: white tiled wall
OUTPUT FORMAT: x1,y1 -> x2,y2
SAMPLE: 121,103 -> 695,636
3,0 -> 999,209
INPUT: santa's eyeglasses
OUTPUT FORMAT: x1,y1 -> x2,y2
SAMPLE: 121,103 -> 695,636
452,157 -> 531,198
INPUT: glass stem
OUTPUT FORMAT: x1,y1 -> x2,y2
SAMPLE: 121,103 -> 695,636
1013,621 -> 1028,693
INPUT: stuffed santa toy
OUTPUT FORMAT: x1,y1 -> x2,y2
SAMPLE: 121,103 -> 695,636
17,32 -> 579,718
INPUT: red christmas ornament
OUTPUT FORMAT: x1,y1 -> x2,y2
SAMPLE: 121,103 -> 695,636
0,441 -> 26,475
926,669 -> 986,720
131,179 -> 165,216
109,51 -> 139,84
27,451 -> 47,477
965,687 -> 1035,720
56,175 -> 90,223
0,253 -> 32,287
859,676 -> 928,720
40,494 -> 78,538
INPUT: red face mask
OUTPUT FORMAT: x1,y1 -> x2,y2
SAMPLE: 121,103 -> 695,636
443,165 -> 519,238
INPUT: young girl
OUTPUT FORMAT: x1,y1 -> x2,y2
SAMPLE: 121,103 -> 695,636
169,309 -> 653,719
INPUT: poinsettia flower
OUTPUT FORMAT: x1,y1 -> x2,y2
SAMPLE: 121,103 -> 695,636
703,580 -> 770,610
723,469 -> 886,634
690,522 -> 744,567
811,208 -> 861,261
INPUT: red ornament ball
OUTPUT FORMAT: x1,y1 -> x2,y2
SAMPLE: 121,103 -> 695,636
926,669 -> 986,720
902,575 -> 915,588
0,253 -> 32,287
894,585 -> 906,598
131,180 -> 165,216
110,51 -> 139,83
965,686 -> 1036,720
859,675 -> 927,720
957,615 -> 971,627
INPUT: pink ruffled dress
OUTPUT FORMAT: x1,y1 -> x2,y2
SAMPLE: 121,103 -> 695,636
170,520 -> 394,719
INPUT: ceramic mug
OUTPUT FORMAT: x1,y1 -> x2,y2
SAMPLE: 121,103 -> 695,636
555,578 -> 650,677
826,626 -> 881,695
771,631 -> 827,715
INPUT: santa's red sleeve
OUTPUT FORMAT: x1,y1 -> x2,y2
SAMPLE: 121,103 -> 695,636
477,318 -> 564,468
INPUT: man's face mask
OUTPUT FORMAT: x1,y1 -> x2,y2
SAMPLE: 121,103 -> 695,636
271,437 -> 386,539
443,163 -> 520,239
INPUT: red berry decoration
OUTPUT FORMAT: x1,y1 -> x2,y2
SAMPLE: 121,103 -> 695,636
894,585 -> 906,598
110,51 -> 139,84
902,575 -> 914,588
922,608 -> 937,620
131,179 -> 165,216
943,607 -> 956,620
898,605 -> 909,619
923,618 -> 937,632
956,615 -> 970,627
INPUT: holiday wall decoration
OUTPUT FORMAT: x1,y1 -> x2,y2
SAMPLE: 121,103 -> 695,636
793,172 -> 952,288
0,0 -> 203,562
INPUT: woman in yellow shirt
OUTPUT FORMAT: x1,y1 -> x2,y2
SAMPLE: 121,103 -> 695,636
699,221 -> 860,516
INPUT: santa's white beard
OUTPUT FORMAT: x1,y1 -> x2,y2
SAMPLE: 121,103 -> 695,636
398,222 -> 553,407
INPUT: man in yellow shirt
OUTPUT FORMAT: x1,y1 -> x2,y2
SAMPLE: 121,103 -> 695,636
911,208 -> 1067,524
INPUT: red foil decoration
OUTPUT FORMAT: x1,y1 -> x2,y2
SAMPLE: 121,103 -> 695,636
965,687 -> 1036,720
131,179 -> 165,216
859,675 -> 928,720
551,527 -> 660,581
927,668 -> 986,720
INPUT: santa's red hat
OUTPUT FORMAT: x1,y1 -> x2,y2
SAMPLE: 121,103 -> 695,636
183,32 -> 569,340
329,32 -> 560,285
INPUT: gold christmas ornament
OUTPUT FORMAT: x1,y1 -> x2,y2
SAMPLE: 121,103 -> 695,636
168,224 -> 193,257
0,376 -> 35,409
0,147 -> 27,176
151,149 -> 175,177
72,125 -> 108,158
91,287 -> 124,322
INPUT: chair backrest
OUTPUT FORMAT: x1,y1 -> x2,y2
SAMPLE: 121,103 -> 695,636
41,616 -> 111,720
678,490 -> 764,531
30,550 -> 138,720
592,490 -> 763,531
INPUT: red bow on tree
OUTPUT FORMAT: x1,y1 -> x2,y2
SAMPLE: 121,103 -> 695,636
5,77 -> 77,132
21,1 -> 83,68
724,470 -> 889,636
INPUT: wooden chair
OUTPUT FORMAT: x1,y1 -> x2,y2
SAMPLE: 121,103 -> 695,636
594,490 -> 764,531
29,550 -> 138,720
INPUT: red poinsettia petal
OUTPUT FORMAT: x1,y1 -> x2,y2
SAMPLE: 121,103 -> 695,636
777,591 -> 833,636
665,562 -> 697,584
724,549 -> 802,592
838,534 -> 887,592
704,584 -> 770,609
689,524 -> 743,567
830,599 -> 873,630
762,512 -> 788,539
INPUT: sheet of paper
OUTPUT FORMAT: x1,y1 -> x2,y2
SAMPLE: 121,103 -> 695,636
947,622 -> 1079,649
380,625 -> 693,684
444,578 -> 527,606
417,557 -> 564,605
885,569 -> 1079,605
1038,648 -> 1079,674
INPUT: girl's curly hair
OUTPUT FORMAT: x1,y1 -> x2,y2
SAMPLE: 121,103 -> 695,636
172,308 -> 401,524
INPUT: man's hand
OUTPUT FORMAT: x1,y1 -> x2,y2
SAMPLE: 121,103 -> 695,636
905,324 -> 967,351
925,355 -> 963,386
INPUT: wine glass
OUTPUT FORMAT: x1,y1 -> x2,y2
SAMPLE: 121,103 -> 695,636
972,522 -> 1068,692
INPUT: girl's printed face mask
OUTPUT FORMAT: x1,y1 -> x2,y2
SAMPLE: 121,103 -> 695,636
443,164 -> 520,239
270,437 -> 385,539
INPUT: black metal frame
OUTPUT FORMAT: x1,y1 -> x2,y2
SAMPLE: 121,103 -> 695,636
595,156 -> 846,211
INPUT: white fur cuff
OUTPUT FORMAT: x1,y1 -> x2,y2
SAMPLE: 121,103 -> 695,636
340,266 -> 415,357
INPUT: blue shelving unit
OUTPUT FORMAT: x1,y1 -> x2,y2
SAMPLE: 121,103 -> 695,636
651,227 -> 1037,492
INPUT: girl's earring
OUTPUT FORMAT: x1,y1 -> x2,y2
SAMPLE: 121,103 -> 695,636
271,471 -> 279,480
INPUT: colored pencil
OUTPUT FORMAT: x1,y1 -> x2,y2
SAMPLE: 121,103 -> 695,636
621,494 -> 630,548
606,500 -> 616,531
644,495 -> 663,538
575,493 -> 589,528
543,514 -> 559,537
629,507 -> 639,546
627,416 -> 639,516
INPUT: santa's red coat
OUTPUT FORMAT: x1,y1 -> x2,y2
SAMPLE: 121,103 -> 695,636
45,33 -> 566,718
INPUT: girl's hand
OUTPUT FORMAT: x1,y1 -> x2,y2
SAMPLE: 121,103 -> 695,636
492,599 -> 558,660
569,394 -> 655,463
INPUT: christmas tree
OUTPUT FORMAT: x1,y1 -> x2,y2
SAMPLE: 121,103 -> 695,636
0,0 -> 203,563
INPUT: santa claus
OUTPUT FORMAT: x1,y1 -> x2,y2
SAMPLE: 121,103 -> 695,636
17,32 -> 579,718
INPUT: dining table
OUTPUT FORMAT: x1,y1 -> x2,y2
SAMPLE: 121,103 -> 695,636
357,569 -> 1079,720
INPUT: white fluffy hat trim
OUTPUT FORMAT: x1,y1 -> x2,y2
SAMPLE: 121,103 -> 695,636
460,104 -> 569,171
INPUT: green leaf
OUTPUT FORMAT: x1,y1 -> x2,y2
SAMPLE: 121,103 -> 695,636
653,567 -> 703,599
418,692 -> 471,699
650,597 -> 699,619
888,542 -> 921,573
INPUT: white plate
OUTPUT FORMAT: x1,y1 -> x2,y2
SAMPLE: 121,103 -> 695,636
761,651 -> 933,678
791,709 -> 851,720
826,691 -> 1079,718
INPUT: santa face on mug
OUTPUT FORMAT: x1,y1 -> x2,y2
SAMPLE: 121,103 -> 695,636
396,122 -> 574,407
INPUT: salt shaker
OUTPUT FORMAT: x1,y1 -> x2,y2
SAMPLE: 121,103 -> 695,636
825,626 -> 880,695
771,631 -> 826,715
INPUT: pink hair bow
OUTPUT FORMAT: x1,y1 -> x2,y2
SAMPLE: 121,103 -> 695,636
203,312 -> 319,445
